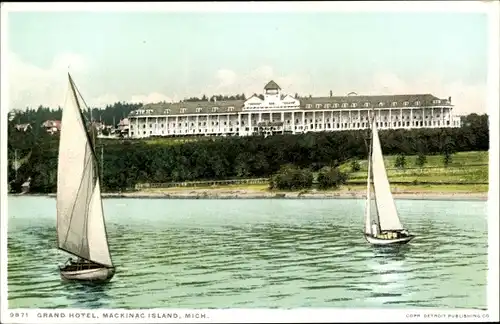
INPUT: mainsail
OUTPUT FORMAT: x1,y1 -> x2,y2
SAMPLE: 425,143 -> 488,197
370,120 -> 404,231
56,74 -> 113,268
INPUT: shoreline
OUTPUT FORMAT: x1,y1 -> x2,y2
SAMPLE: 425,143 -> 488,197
10,188 -> 488,201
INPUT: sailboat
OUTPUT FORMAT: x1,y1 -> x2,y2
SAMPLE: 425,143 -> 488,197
56,73 -> 115,282
364,113 -> 415,246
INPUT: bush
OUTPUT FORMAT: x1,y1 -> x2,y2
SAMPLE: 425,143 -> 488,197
269,165 -> 313,190
415,153 -> 427,167
443,151 -> 453,168
317,166 -> 348,190
394,154 -> 406,169
350,159 -> 361,172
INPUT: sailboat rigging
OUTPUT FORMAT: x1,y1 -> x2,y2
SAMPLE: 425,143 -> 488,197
56,73 -> 115,282
364,110 -> 415,246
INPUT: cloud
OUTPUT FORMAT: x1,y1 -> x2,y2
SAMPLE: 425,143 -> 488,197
205,65 -> 312,98
8,52 -> 486,116
7,52 -> 175,109
364,72 -> 487,115
130,92 -> 174,104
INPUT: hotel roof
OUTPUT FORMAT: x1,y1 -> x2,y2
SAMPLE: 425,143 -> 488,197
129,79 -> 451,117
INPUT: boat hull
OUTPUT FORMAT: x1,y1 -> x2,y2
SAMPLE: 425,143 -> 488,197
364,234 -> 415,246
59,267 -> 115,282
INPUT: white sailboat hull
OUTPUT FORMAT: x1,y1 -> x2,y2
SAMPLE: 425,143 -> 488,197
364,234 -> 415,246
60,267 -> 115,282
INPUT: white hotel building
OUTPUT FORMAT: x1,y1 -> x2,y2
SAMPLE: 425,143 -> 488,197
127,80 -> 461,138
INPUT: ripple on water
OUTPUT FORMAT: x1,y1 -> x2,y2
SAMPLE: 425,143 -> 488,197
7,198 -> 488,309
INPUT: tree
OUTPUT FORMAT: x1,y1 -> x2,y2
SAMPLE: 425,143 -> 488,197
317,166 -> 348,190
269,165 -> 313,190
350,159 -> 361,172
443,151 -> 452,168
415,153 -> 427,168
394,153 -> 406,169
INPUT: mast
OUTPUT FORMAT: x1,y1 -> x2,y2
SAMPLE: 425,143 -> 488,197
101,145 -> 104,181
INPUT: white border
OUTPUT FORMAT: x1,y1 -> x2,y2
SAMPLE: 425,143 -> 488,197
1,1 -> 499,323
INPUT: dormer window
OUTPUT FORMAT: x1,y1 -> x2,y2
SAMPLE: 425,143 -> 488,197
364,102 -> 370,108
415,101 -> 420,106
228,106 -> 234,112
433,99 -> 441,104
212,107 -> 219,112
316,104 -> 322,109
333,103 -> 339,108
342,103 -> 348,108
403,101 -> 409,106
306,104 -> 312,109
180,108 -> 187,113
196,107 -> 202,113
325,104 -> 331,109
164,109 -> 171,114
392,102 -> 398,107
379,102 -> 384,107
351,103 -> 357,108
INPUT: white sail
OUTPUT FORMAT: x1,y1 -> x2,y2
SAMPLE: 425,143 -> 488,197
56,75 -> 113,267
364,142 -> 372,234
370,120 -> 404,231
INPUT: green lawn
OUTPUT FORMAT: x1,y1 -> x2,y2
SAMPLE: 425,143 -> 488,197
339,151 -> 488,184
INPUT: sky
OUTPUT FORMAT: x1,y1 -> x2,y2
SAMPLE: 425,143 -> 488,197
4,3 -> 492,115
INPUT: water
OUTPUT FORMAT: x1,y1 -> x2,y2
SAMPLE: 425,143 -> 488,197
7,196 -> 487,309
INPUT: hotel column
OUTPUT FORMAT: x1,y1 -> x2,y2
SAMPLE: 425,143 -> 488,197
217,115 -> 220,133
196,115 -> 199,134
378,109 -> 381,128
423,108 -> 425,127
400,108 -> 403,128
357,110 -> 360,129
227,115 -> 230,134
238,113 -> 242,135
302,111 -> 305,131
349,110 -> 352,129
441,107 -> 444,126
156,117 -> 159,135
431,108 -> 434,126
410,108 -> 413,128
292,111 -> 296,134
339,111 -> 342,129
175,116 -> 179,135
313,111 -> 316,131
281,112 -> 284,132
135,117 -> 138,138
322,111 -> 325,130
248,114 -> 252,134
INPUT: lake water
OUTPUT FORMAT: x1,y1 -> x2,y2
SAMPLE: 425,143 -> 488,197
7,196 -> 488,309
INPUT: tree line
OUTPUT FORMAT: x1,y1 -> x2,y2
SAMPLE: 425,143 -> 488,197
7,113 -> 489,193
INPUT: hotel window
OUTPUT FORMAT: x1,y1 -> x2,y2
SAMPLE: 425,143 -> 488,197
415,101 -> 420,106
342,103 -> 348,108
212,107 -> 219,112
196,107 -> 202,113
180,108 -> 186,113
364,102 -> 370,108
306,104 -> 312,109
316,104 -> 322,109
333,103 -> 339,108
351,103 -> 357,108
433,99 -> 441,104
164,109 -> 171,114
325,104 -> 331,109
228,107 -> 234,112
403,101 -> 409,106
379,102 -> 384,107
392,102 -> 398,107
